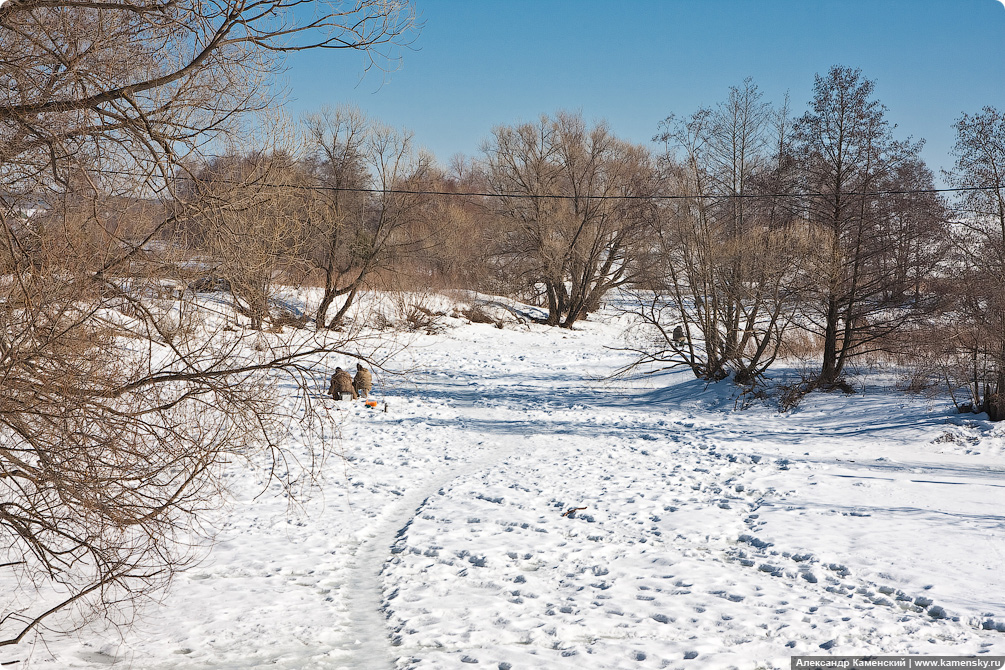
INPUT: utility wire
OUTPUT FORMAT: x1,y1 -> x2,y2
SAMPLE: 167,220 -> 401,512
7,166 -> 1003,201
162,172 -> 1005,199
257,183 -> 998,200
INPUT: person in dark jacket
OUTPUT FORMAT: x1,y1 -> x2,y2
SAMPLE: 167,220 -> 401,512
329,367 -> 357,400
353,363 -> 373,398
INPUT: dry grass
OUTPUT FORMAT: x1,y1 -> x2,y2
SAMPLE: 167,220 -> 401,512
777,330 -> 825,360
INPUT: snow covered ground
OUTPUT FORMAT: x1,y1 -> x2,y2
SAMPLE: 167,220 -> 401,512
9,299 -> 1005,669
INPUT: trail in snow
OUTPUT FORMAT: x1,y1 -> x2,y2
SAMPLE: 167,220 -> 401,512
339,495 -> 416,670
15,307 -> 1005,670
373,327 -> 1005,668
338,431 -> 525,669
335,356 -> 546,669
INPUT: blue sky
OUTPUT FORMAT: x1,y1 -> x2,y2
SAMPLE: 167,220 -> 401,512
283,0 -> 1005,178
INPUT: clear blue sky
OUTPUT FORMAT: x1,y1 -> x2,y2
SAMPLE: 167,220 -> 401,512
283,0 -> 1005,179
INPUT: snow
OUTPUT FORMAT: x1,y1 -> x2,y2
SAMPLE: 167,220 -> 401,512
6,297 -> 1005,669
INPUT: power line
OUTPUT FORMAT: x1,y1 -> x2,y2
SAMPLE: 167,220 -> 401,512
173,184 -> 994,200
7,166 -> 1003,201
161,170 -> 1005,200
252,183 -> 998,200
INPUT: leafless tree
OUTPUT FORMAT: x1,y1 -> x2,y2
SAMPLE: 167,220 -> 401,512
792,66 -> 946,384
943,106 -> 1005,419
483,111 -> 652,328
180,147 -> 312,330
0,0 -> 416,648
626,81 -> 810,384
301,105 -> 436,328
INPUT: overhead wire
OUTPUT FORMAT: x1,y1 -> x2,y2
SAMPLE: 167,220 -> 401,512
14,167 -> 1002,202
187,183 -> 998,200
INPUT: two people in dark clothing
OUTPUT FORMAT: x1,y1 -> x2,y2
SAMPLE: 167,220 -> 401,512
329,363 -> 372,400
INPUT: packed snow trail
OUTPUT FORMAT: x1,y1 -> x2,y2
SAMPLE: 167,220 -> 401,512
330,326 -> 626,668
336,417 -> 529,669
15,313 -> 1005,669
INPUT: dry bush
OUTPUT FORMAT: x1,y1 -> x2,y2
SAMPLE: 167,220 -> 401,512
778,374 -> 856,413
367,291 -> 446,334
459,305 -> 500,326
271,308 -> 310,331
897,368 -> 941,395
393,293 -> 447,334
403,304 -> 442,333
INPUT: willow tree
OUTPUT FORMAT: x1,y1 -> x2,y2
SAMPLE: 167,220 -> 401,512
483,111 -> 652,328
181,149 -> 314,330
301,105 -> 435,329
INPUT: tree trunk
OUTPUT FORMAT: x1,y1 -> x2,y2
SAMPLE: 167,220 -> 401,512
545,281 -> 561,326
821,295 -> 841,383
316,281 -> 336,327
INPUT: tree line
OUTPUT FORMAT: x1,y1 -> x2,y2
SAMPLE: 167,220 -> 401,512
163,69 -> 1003,423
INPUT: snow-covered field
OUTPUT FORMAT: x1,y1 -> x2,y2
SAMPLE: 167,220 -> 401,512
11,299 -> 1005,669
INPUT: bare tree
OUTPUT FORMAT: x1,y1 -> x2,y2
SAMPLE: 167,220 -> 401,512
301,105 -> 435,328
0,0 -> 416,648
181,148 -> 312,330
944,106 -> 1005,419
408,157 -> 496,290
792,66 -> 945,384
483,111 -> 652,328
627,81 -> 809,383
1,0 -> 415,200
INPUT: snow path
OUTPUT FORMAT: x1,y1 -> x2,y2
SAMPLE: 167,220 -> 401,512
340,491 -> 423,670
13,312 -> 1005,669
338,427 -> 526,669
